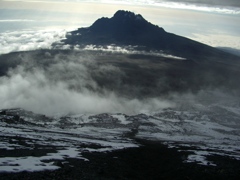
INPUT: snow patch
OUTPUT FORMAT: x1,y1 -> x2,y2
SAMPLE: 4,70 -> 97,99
0,147 -> 86,173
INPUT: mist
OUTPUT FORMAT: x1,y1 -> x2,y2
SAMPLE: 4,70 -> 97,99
0,47 -> 239,117
0,51 -> 174,116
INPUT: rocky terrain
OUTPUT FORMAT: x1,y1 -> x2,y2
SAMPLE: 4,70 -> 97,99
1,103 -> 240,179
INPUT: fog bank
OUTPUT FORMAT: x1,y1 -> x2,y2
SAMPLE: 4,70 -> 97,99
0,52 -> 174,116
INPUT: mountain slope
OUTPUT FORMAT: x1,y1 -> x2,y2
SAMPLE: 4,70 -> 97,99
63,10 -> 240,64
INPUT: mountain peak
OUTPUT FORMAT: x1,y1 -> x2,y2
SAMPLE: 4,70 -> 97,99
89,10 -> 154,32
63,10 -> 238,62
113,10 -> 144,21
63,10 -> 167,49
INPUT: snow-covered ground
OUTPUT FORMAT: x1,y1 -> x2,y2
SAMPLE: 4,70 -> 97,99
1,101 -> 240,172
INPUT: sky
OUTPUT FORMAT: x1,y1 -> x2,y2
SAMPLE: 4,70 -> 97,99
0,0 -> 240,54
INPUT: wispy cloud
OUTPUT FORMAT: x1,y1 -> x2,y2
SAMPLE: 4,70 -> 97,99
82,45 -> 187,60
106,0 -> 240,14
153,1 -> 240,15
2,0 -> 240,14
0,52 -> 173,116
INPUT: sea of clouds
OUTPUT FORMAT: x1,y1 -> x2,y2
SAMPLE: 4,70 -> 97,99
0,45 -> 238,117
0,30 -> 67,55
0,50 -> 175,116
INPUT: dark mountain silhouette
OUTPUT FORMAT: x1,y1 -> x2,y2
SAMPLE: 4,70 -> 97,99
65,10 -> 165,47
63,10 -> 239,64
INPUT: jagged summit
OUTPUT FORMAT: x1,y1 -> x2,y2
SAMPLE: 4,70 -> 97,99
64,10 -> 167,49
90,10 -> 154,30
113,10 -> 145,21
88,10 -> 165,38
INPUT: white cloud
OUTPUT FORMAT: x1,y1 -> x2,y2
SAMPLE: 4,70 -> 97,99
0,53 -> 173,116
0,30 -> 66,54
2,0 -> 240,14
100,0 -> 240,14
82,45 -> 187,60
152,1 -> 240,15
189,32 -> 240,50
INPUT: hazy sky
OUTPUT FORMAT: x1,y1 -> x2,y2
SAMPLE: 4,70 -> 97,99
0,0 -> 240,52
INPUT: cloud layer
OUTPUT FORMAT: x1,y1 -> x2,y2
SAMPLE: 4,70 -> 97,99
0,30 -> 239,117
0,52 -> 173,116
0,30 -> 66,55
